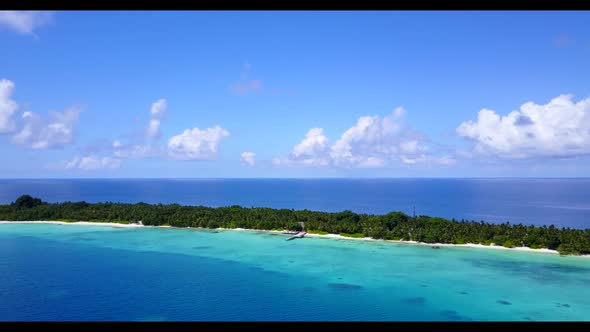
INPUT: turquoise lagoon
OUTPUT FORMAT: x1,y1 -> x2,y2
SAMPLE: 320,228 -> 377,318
1,223 -> 589,321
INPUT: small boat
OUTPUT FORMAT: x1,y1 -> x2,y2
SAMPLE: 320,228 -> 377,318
431,246 -> 441,249
282,230 -> 299,234
286,231 -> 307,241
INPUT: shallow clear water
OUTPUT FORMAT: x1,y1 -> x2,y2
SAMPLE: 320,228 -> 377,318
1,178 -> 590,228
1,224 -> 589,321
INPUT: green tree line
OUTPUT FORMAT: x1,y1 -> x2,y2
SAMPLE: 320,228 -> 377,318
2,195 -> 589,255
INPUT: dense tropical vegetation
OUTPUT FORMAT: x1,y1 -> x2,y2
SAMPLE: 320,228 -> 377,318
2,195 -> 590,255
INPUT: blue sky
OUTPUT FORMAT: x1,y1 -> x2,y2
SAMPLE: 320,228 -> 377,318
0,11 -> 589,178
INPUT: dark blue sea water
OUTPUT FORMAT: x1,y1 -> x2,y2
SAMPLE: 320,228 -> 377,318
1,178 -> 590,228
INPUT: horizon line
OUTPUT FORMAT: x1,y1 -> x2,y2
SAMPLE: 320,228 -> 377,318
1,177 -> 590,180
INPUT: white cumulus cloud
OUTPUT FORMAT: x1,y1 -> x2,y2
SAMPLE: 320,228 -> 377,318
272,128 -> 332,167
168,125 -> 230,160
274,107 -> 453,168
146,98 -> 167,138
12,106 -> 81,149
456,94 -> 590,159
240,151 -> 256,166
0,11 -> 53,35
330,107 -> 420,167
292,128 -> 329,158
150,98 -> 167,117
63,156 -> 121,171
0,79 -> 18,133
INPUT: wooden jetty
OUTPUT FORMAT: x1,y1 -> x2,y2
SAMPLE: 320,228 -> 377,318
286,231 -> 307,241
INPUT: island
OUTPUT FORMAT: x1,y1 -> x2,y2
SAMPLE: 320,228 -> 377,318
1,195 -> 589,256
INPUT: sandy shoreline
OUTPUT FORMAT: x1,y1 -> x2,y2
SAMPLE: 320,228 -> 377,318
163,226 -> 588,257
0,220 -> 144,228
2,220 -> 588,257
301,232 -> 567,255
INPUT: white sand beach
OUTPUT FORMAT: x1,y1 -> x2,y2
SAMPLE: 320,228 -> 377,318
303,232 -> 564,255
2,220 -> 588,257
0,220 -> 144,228
218,228 -> 585,256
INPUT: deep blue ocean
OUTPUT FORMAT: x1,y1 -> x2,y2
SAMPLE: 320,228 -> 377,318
1,179 -> 590,321
1,178 -> 589,228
